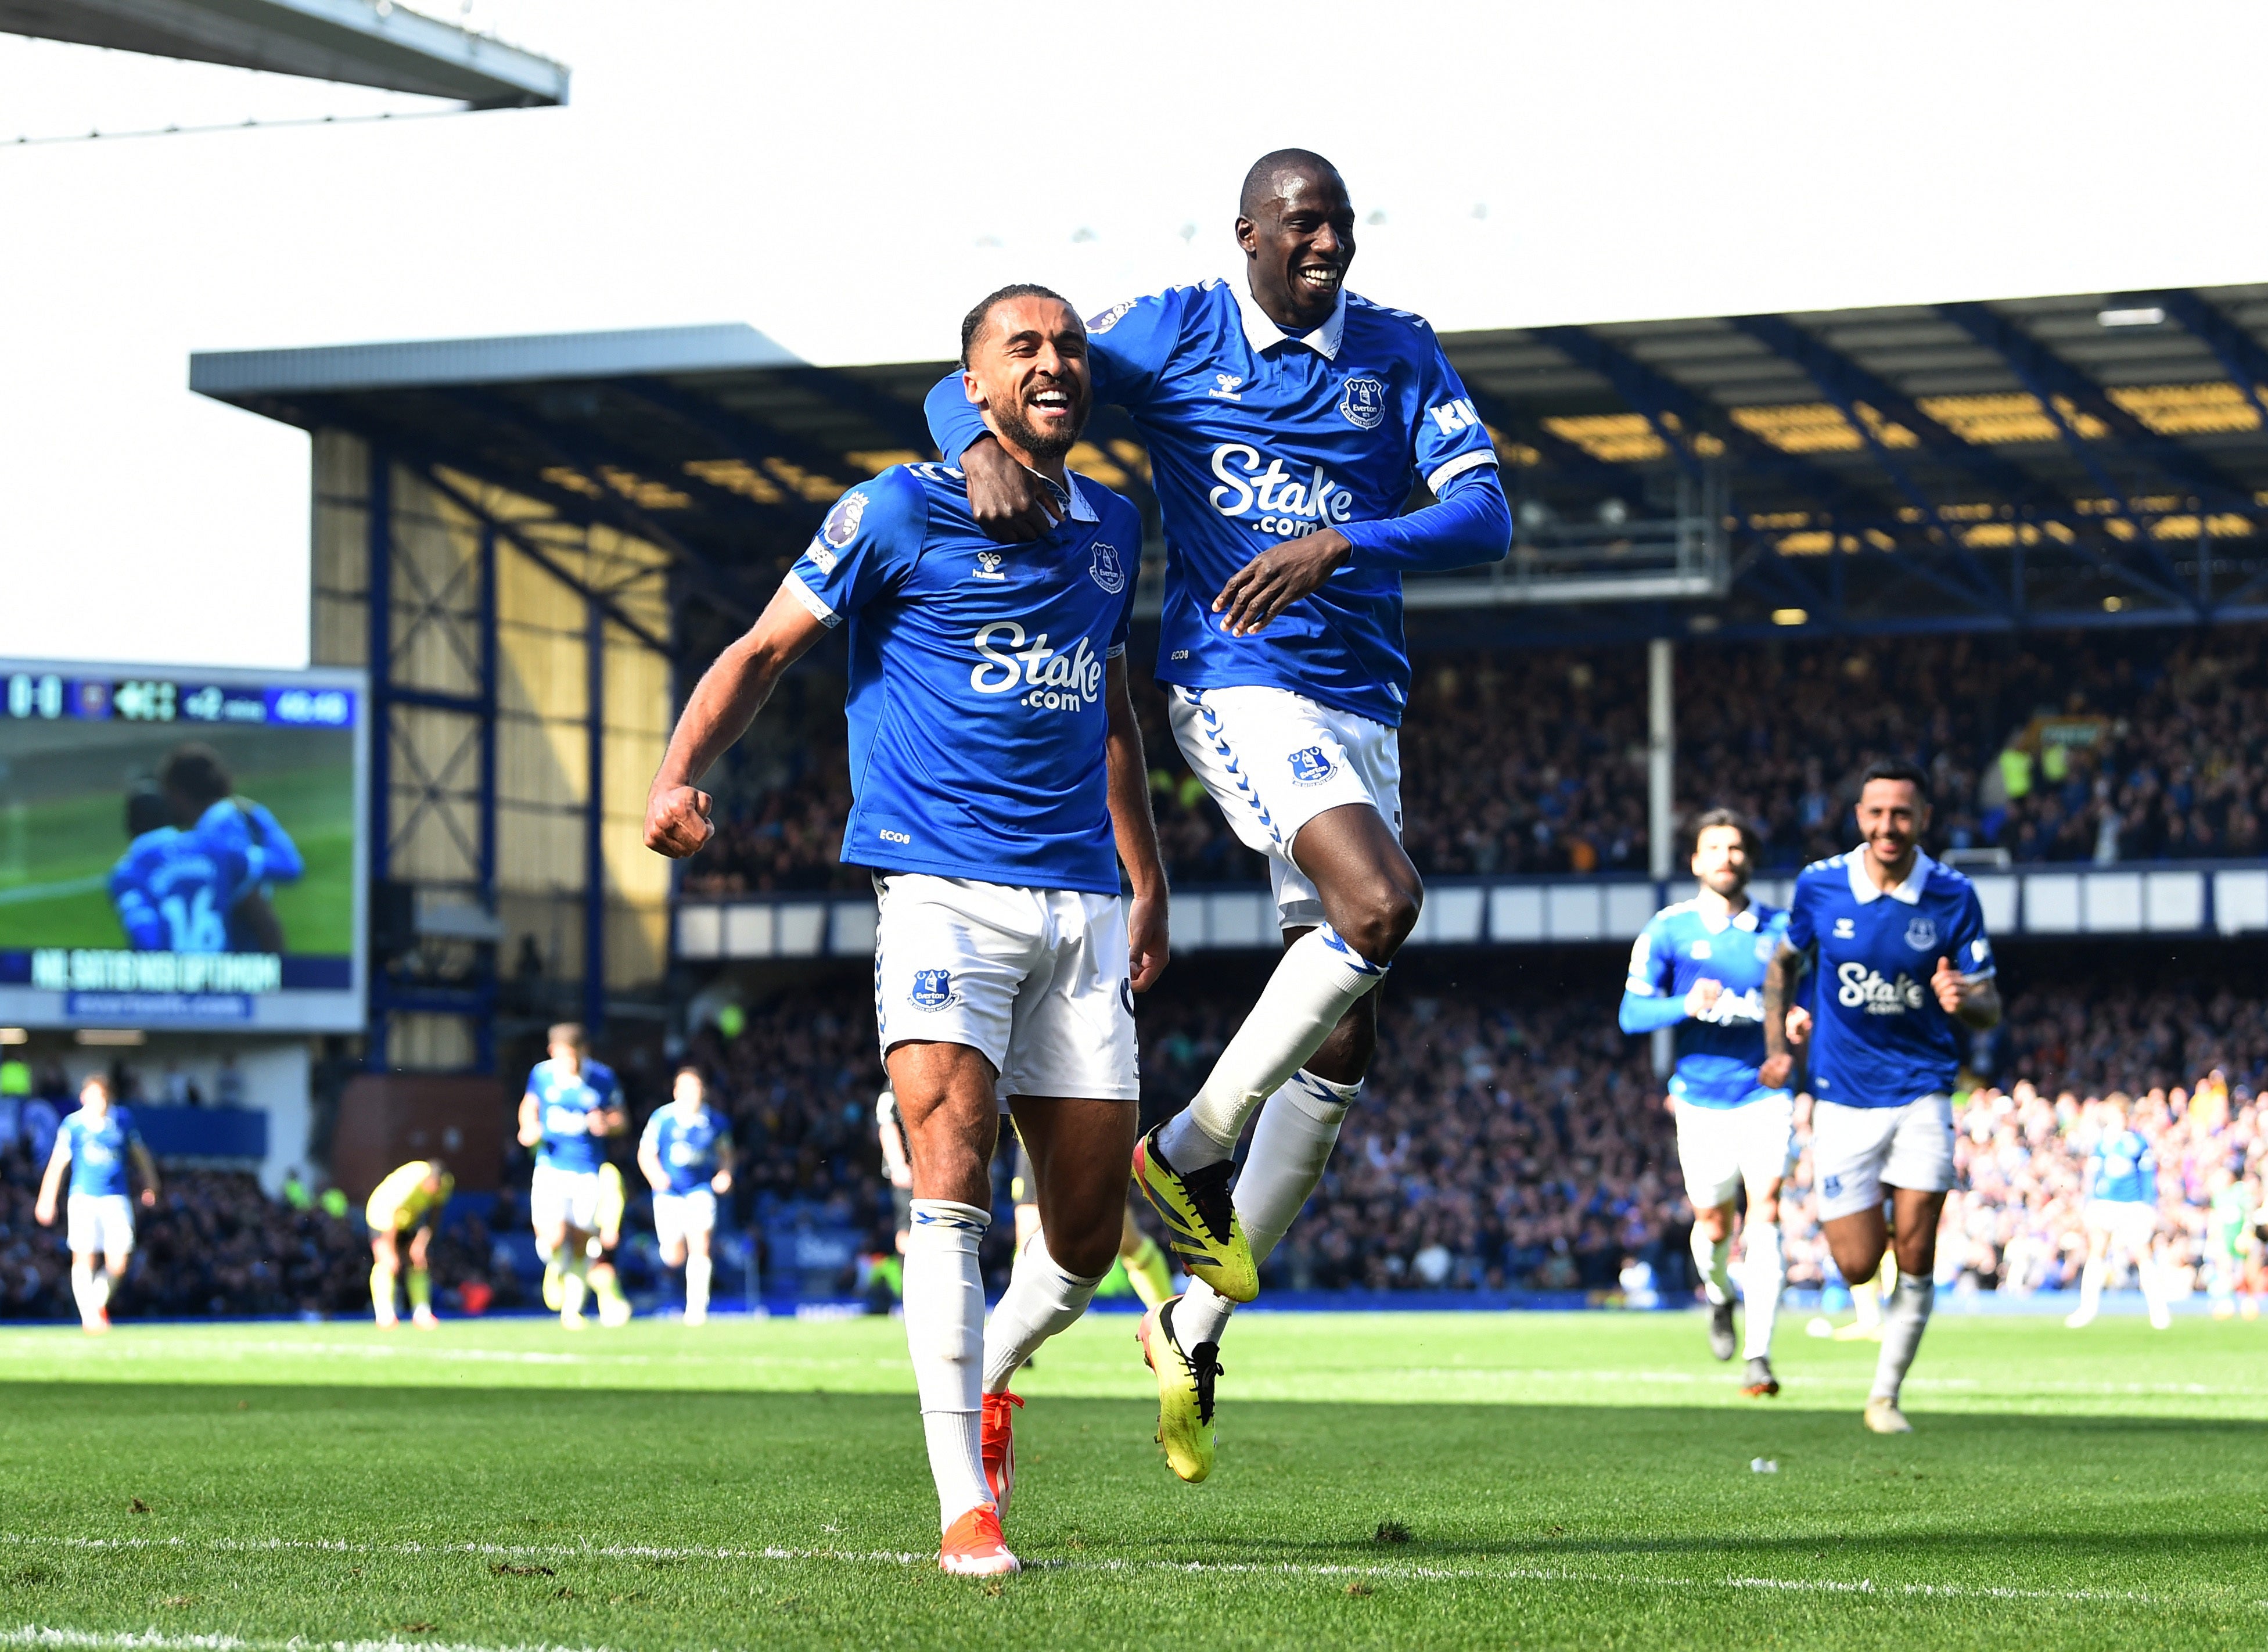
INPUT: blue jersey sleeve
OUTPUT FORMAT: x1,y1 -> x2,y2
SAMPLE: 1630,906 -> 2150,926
923,287 -> 1193,461
1946,885 -> 1994,980
108,846 -> 166,949
1785,872 -> 1820,953
240,802 -> 304,886
1339,465 -> 1511,575
638,1113 -> 662,1157
782,470 -> 925,627
1409,338 -> 1503,496
1618,918 -> 1687,1034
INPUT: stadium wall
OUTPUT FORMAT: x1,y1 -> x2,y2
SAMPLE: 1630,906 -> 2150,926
311,432 -> 672,1067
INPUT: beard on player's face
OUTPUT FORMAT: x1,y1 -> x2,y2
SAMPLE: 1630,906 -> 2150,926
990,372 -> 1089,464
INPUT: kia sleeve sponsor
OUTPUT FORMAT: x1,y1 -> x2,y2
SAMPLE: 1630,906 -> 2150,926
1410,334 -> 1501,494
1950,885 -> 1996,979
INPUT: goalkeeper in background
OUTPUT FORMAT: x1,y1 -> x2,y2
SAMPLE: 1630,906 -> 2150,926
366,1158 -> 452,1329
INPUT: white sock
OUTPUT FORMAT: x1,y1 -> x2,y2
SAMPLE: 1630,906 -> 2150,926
1871,1274 -> 1934,1403
1850,1270 -> 1883,1328
556,1244 -> 590,1317
2076,1256 -> 2105,1319
1162,924 -> 1387,1170
1692,1226 -> 1733,1306
982,1235 -> 1104,1394
1742,1222 -> 1784,1360
904,1198 -> 993,1528
1176,1071 -> 1356,1351
2136,1252 -> 2168,1318
71,1267 -> 100,1324
685,1254 -> 712,1317
92,1270 -> 112,1313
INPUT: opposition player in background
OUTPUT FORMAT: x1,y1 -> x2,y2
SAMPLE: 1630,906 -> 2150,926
2064,1094 -> 2169,1330
639,1065 -> 735,1324
109,744 -> 304,954
517,1022 -> 626,1330
1620,810 -> 1801,1396
2203,1161 -> 2259,1320
33,1073 -> 159,1333
365,1157 -> 452,1329
924,149 -> 1511,1483
646,286 -> 1167,1576
1009,1130 -> 1176,1312
1763,760 -> 2000,1434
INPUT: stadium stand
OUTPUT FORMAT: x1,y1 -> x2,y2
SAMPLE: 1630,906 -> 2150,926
677,623 -> 2268,895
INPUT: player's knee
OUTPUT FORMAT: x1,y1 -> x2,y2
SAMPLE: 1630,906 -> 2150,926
1333,875 -> 1421,962
1054,1226 -> 1119,1280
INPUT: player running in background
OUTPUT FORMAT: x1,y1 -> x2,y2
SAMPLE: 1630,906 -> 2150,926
1763,760 -> 2000,1435
2065,1094 -> 2169,1330
365,1157 -> 452,1329
639,1065 -> 734,1324
517,1022 -> 626,1330
33,1073 -> 159,1333
587,1164 -> 634,1327
2203,1160 -> 2259,1320
1620,810 -> 1801,1396
646,286 -> 1168,1576
1009,1130 -> 1176,1312
924,149 -> 1511,1483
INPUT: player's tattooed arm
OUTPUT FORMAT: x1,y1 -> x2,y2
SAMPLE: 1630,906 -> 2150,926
1212,529 -> 1355,636
1104,653 -> 1169,992
1932,955 -> 2002,1029
1758,938 -> 1810,1089
644,583 -> 831,858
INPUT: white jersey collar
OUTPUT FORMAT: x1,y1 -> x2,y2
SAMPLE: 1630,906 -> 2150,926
1845,846 -> 1936,906
1234,278 -> 1346,361
1030,468 -> 1099,524
1690,895 -> 1756,935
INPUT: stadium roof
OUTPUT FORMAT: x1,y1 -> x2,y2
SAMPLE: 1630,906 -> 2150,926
194,283 -> 2268,647
3,0 -> 567,106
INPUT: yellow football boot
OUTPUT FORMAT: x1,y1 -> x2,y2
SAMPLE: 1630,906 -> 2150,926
1132,1127 -> 1257,1303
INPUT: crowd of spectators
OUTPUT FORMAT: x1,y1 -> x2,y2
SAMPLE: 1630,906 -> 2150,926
673,624 -> 2268,895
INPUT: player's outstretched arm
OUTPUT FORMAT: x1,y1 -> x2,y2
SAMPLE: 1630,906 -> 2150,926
644,584 -> 831,859
516,1092 -> 542,1149
1758,938 -> 1809,1089
33,1139 -> 68,1226
1103,654 -> 1169,993
636,1133 -> 668,1195
130,1137 -> 160,1208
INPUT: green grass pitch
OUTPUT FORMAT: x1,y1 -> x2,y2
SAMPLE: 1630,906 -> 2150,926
2,1310 -> 2265,1649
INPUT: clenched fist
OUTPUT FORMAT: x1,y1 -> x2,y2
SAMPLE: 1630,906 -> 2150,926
644,784 -> 715,858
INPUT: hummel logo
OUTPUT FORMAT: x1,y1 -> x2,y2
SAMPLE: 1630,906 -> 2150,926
973,551 -> 1007,581
1833,918 -> 1855,939
1208,374 -> 1245,401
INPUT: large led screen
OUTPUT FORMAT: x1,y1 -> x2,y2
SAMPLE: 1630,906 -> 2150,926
0,659 -> 366,1032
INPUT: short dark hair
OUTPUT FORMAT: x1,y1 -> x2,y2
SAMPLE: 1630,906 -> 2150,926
547,1021 -> 586,1051
1690,807 -> 1760,861
959,283 -> 1074,368
158,742 -> 232,810
1239,147 -> 1345,220
1857,757 -> 1931,805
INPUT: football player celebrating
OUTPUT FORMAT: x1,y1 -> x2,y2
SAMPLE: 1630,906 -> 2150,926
2065,1093 -> 2169,1331
646,286 -> 1168,1576
638,1065 -> 734,1324
1620,810 -> 1802,1395
516,1022 -> 626,1329
923,148 -> 1510,1482
1762,760 -> 2000,1434
34,1073 -> 159,1333
365,1157 -> 453,1328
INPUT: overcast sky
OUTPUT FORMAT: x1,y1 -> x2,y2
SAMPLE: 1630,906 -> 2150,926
6,0 -> 2268,669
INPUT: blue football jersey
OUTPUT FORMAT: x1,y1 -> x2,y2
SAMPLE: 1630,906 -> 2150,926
527,1057 -> 620,1174
59,1105 -> 138,1198
106,800 -> 304,954
785,462 -> 1140,895
641,1104 -> 731,1195
2090,1127 -> 2156,1205
1787,849 -> 1993,1109
925,279 -> 1502,727
1625,899 -> 1792,1108
193,799 -> 305,950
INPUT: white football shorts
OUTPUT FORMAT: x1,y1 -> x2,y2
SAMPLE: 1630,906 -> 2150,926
530,1163 -> 603,1232
2083,1198 -> 2159,1249
65,1193 -> 135,1257
1811,1094 -> 1956,1220
653,1188 -> 718,1248
1673,1093 -> 1797,1210
874,873 -> 1139,1104
1167,683 -> 1402,931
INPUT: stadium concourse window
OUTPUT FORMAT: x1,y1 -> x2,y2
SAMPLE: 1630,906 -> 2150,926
674,626 -> 2268,893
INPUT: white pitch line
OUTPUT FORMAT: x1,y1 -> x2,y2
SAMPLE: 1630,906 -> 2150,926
1,1629 -> 612,1652
0,1532 -> 2238,1613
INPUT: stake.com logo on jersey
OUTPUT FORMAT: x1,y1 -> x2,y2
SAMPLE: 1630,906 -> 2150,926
969,623 -> 1104,711
1206,443 -> 1356,539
